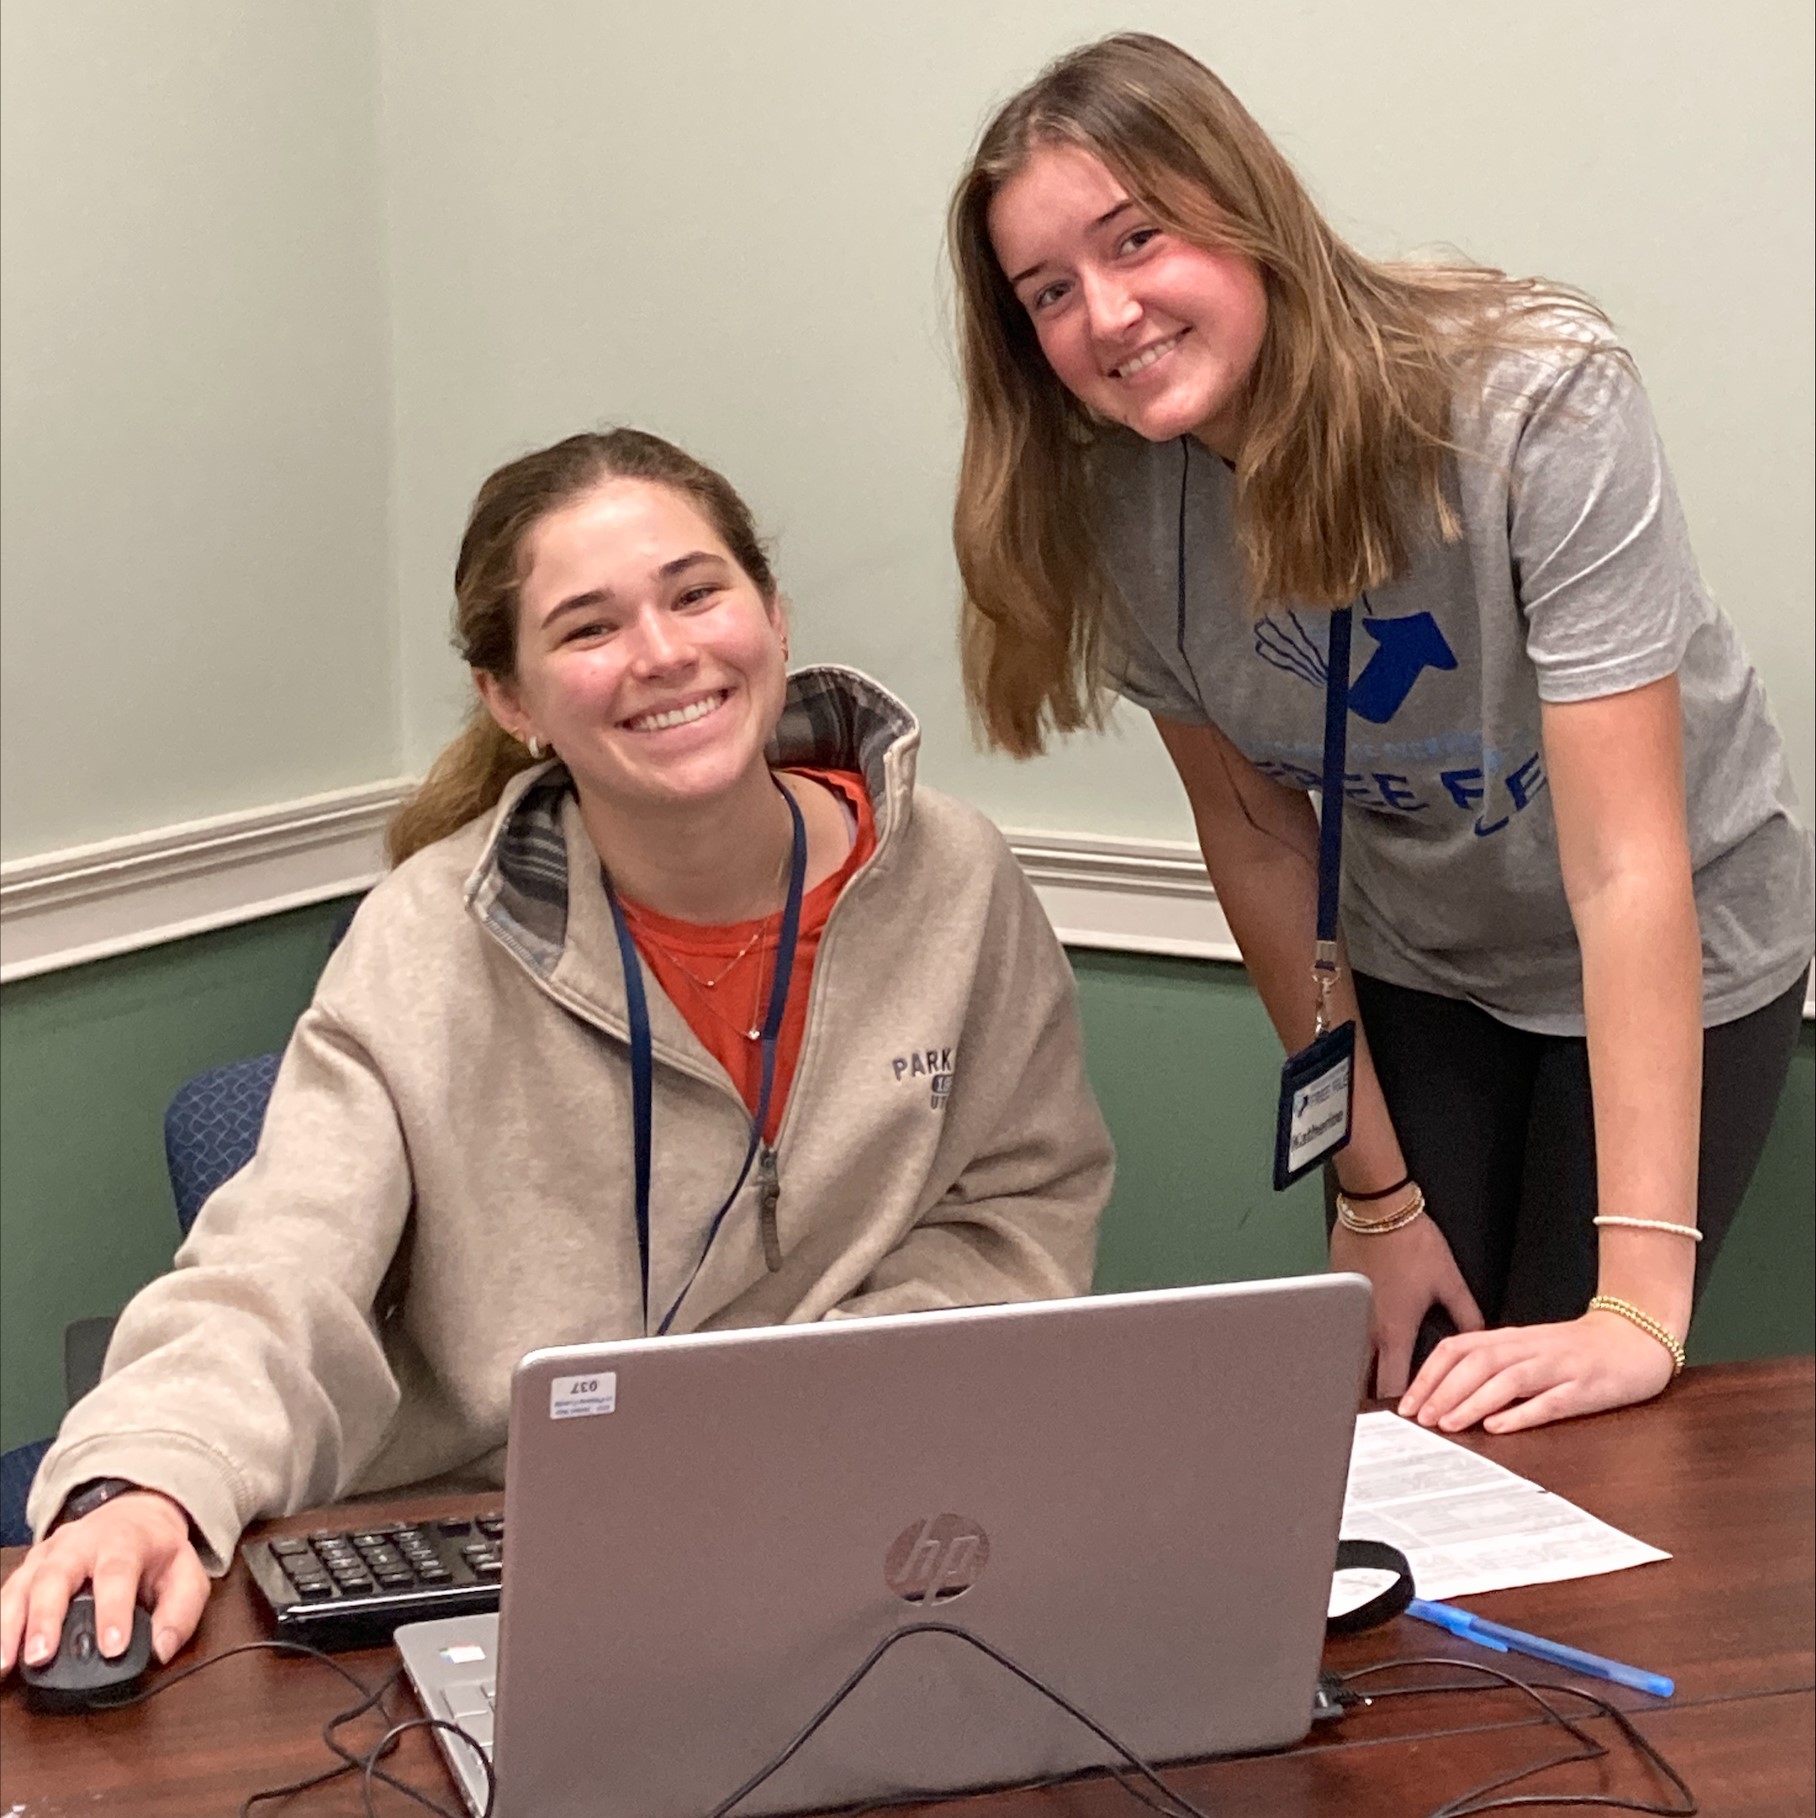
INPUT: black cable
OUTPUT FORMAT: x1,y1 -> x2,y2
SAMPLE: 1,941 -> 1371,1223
98,1635 -> 488,1818
1335,1657 -> 1697,1818
243,1663 -> 404,1816
361,1715 -> 497,1818
105,1634 -> 379,1708
701,1618 -> 1216,1818
711,1638 -> 1698,1818
97,1638 -> 399,1815
89,1630 -> 1697,1818
320,1664 -> 486,1818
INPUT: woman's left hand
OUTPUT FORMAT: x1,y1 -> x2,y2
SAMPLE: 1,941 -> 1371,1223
1396,1308 -> 1678,1434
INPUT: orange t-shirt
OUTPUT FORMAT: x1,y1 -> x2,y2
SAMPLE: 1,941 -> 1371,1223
616,769 -> 878,1144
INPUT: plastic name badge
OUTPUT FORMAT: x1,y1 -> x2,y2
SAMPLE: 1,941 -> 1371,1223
1274,1020 -> 1355,1189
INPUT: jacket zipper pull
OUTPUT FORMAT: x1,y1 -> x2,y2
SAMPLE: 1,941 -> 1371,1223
757,1147 -> 783,1273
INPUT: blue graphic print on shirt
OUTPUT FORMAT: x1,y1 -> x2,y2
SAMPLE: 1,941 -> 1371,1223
1348,612 -> 1459,723
1249,604 -> 1546,840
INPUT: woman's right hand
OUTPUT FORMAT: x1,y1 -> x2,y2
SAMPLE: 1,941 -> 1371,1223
0,1490 -> 209,1677
1330,1215 -> 1485,1400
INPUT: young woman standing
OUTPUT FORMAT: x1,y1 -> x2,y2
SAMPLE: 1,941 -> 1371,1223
950,33 -> 1811,1432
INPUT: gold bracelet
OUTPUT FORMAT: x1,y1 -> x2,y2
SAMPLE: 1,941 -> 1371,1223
1592,1216 -> 1703,1243
1336,1179 -> 1423,1225
1336,1186 -> 1427,1235
1337,1180 -> 1421,1223
1587,1295 -> 1687,1377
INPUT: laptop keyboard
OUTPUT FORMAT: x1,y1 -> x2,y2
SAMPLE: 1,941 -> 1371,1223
242,1512 -> 506,1652
440,1674 -> 500,1756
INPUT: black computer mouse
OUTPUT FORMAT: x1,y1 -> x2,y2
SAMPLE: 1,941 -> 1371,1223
20,1590 -> 154,1713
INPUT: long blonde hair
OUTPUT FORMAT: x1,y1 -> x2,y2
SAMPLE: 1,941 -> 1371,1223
387,429 -> 777,865
951,32 -> 1606,756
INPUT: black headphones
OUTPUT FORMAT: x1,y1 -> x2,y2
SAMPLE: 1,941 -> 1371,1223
1326,1538 -> 1416,1636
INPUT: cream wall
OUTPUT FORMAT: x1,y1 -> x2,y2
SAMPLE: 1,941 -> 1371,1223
0,0 -> 396,859
378,0 -> 1815,839
2,2 -> 1810,860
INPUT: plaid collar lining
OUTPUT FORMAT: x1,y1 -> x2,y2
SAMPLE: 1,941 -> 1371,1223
470,666 -> 916,978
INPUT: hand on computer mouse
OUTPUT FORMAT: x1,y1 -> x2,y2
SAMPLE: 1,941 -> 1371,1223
0,1489 -> 207,1681
18,1589 -> 155,1712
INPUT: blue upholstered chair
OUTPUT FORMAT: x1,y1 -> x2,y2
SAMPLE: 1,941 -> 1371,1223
0,1448 -> 55,1551
164,1051 -> 286,1234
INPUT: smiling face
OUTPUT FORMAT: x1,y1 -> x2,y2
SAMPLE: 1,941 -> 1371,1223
987,141 -> 1268,456
477,478 -> 788,817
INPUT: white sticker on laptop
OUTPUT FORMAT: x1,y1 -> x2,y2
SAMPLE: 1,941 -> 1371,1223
550,1371 -> 617,1420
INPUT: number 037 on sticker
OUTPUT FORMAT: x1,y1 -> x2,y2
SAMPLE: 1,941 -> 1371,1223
550,1372 -> 617,1420
1274,1021 -> 1355,1190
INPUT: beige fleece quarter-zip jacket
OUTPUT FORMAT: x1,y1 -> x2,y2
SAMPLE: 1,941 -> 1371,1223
28,669 -> 1112,1566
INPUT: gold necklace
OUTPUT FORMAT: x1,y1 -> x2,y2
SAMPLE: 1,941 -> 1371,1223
636,919 -> 766,991
677,954 -> 774,1045
623,833 -> 792,996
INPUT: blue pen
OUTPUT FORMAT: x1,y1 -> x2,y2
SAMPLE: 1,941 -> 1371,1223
1406,1599 -> 1674,1699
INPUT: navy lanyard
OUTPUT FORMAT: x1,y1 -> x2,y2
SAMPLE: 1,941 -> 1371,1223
1173,436 -> 1356,1024
604,782 -> 808,1336
1314,605 -> 1354,1029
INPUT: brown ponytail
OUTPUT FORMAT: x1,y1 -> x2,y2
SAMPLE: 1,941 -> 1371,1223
385,713 -> 541,867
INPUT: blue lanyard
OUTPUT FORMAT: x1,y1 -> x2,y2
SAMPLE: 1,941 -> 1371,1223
1314,605 -> 1354,1026
604,783 -> 808,1335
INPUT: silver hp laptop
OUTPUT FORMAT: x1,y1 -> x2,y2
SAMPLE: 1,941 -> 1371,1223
397,1276 -> 1369,1817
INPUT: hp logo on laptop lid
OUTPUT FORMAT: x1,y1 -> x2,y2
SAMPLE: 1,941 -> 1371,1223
885,1515 -> 991,1604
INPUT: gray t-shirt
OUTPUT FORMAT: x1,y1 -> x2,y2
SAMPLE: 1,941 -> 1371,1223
1097,337 -> 1813,1035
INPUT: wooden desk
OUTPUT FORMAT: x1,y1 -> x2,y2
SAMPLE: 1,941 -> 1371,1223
4,1357 -> 1810,1817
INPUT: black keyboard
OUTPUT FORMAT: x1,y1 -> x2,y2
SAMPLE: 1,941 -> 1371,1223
242,1512 -> 504,1652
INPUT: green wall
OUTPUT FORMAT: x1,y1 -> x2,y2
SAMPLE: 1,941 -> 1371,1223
0,901 -> 361,1453
2,917 -> 1810,1453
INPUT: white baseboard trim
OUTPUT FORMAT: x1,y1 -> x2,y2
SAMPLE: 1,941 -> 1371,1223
0,782 -> 1244,986
2,788 -> 1811,1022
0,781 -> 413,983
1007,830 -> 1241,964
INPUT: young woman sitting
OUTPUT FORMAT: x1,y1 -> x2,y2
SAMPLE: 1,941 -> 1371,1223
2,428 -> 1112,1677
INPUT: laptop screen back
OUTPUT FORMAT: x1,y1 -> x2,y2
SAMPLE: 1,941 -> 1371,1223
456,1277 -> 1368,1817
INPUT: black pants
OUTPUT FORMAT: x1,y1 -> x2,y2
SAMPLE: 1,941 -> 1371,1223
1325,966 -> 1809,1360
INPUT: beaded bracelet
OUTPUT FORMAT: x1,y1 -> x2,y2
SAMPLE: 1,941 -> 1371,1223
1587,1294 -> 1687,1376
1335,1186 -> 1427,1235
1592,1216 -> 1703,1242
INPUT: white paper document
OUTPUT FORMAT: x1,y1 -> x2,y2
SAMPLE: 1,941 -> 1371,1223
1330,1411 -> 1670,1614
